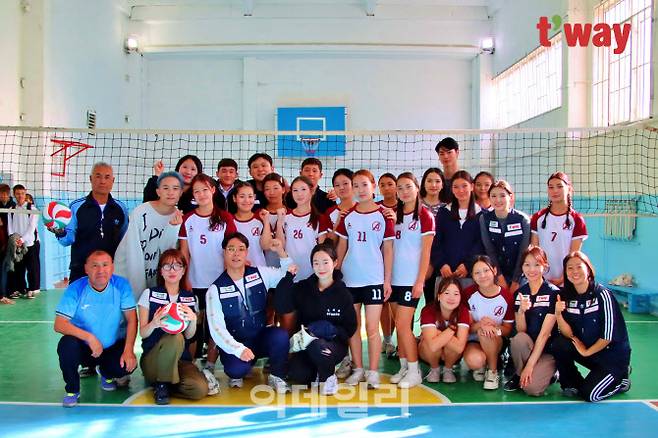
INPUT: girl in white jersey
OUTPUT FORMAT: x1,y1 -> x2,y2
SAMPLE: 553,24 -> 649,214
261,173 -> 287,268
530,172 -> 587,286
231,182 -> 266,267
463,255 -> 514,390
336,169 -> 395,389
388,172 -> 435,388
326,168 -> 355,242
264,176 -> 330,332
179,174 -> 237,370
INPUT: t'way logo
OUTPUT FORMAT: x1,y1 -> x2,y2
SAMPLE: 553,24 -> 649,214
537,15 -> 631,54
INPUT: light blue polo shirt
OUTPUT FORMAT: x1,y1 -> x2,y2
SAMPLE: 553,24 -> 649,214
56,275 -> 136,348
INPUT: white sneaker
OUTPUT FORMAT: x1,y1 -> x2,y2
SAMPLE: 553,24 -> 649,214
345,368 -> 365,386
472,367 -> 486,382
229,378 -> 243,388
365,370 -> 380,389
115,375 -> 131,388
398,368 -> 422,388
202,369 -> 220,395
30,289 -> 40,295
483,369 -> 500,390
425,368 -> 441,383
320,374 -> 339,396
442,368 -> 457,384
268,374 -> 290,394
336,356 -> 353,379
389,367 -> 408,384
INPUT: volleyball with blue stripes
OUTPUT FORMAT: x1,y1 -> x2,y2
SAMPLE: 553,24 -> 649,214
42,201 -> 72,230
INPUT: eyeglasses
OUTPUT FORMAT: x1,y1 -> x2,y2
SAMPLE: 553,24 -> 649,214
226,246 -> 248,254
162,263 -> 184,272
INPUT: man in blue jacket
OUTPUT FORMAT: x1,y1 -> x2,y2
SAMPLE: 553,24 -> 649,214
49,162 -> 129,283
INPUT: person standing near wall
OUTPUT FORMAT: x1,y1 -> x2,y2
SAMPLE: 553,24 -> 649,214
7,184 -> 40,299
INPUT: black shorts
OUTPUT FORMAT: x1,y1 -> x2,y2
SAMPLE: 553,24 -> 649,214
390,286 -> 420,308
348,284 -> 385,305
192,288 -> 208,311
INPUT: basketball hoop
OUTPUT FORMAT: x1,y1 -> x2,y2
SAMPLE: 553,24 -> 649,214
300,137 -> 320,156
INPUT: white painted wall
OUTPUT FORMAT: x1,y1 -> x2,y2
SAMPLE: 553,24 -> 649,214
42,0 -> 140,128
143,54 -> 474,130
0,1 -> 21,125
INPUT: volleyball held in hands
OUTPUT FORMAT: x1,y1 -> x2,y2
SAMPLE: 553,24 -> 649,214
42,201 -> 72,230
159,303 -> 190,335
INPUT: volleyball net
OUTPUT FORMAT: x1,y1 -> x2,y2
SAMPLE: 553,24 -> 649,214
1,125 -> 657,217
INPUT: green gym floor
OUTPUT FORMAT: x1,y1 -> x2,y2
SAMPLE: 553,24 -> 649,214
2,290 -> 658,437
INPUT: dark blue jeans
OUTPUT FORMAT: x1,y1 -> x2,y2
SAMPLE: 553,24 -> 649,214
218,327 -> 289,379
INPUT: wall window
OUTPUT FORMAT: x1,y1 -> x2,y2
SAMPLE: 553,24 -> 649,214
593,0 -> 652,126
492,34 -> 562,128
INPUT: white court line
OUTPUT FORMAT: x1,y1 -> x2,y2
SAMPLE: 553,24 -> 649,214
644,401 -> 658,412
0,320 -> 53,324
625,321 -> 658,323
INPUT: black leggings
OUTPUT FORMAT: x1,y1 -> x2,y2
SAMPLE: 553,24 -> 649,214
288,339 -> 348,384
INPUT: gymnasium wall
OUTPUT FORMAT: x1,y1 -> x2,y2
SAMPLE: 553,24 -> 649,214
488,0 -> 658,300
0,1 -> 22,126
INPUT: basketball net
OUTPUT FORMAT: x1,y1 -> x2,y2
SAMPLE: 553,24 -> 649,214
300,137 -> 320,156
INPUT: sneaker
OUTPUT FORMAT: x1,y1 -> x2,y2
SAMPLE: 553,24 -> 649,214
398,368 -> 422,389
345,368 -> 365,386
483,370 -> 500,390
229,378 -> 244,388
320,374 -> 339,396
425,368 -> 441,383
472,367 -> 486,382
335,356 -> 353,379
62,392 -> 80,408
202,369 -> 220,395
619,378 -> 632,394
31,289 -> 40,295
26,291 -> 35,299
442,368 -> 457,384
383,341 -> 397,358
115,375 -> 131,388
365,370 -> 380,389
100,377 -> 117,391
204,362 -> 216,373
268,374 -> 290,394
8,291 -> 20,299
389,366 -> 408,384
79,366 -> 97,378
504,375 -> 521,392
154,382 -> 170,405
561,387 -> 579,397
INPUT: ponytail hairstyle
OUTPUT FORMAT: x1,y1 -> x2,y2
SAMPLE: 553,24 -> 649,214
395,172 -> 421,224
190,174 -> 225,231
229,180 -> 256,214
541,171 -> 573,230
353,169 -> 376,200
470,255 -> 498,284
290,175 -> 320,229
419,167 -> 445,199
449,170 -> 476,221
434,275 -> 463,330
262,172 -> 286,205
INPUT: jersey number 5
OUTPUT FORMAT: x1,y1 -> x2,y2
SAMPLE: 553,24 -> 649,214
200,234 -> 207,245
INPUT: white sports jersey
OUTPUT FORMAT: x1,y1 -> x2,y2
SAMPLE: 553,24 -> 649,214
392,206 -> 435,286
530,208 -> 587,280
233,214 -> 266,267
465,285 -> 514,341
336,206 -> 396,288
179,210 -> 237,288
283,210 -> 331,282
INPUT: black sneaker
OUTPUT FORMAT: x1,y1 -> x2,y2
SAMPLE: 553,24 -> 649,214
503,375 -> 520,392
154,383 -> 170,405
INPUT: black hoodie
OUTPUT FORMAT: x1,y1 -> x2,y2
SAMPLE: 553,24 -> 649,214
276,271 -> 357,344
